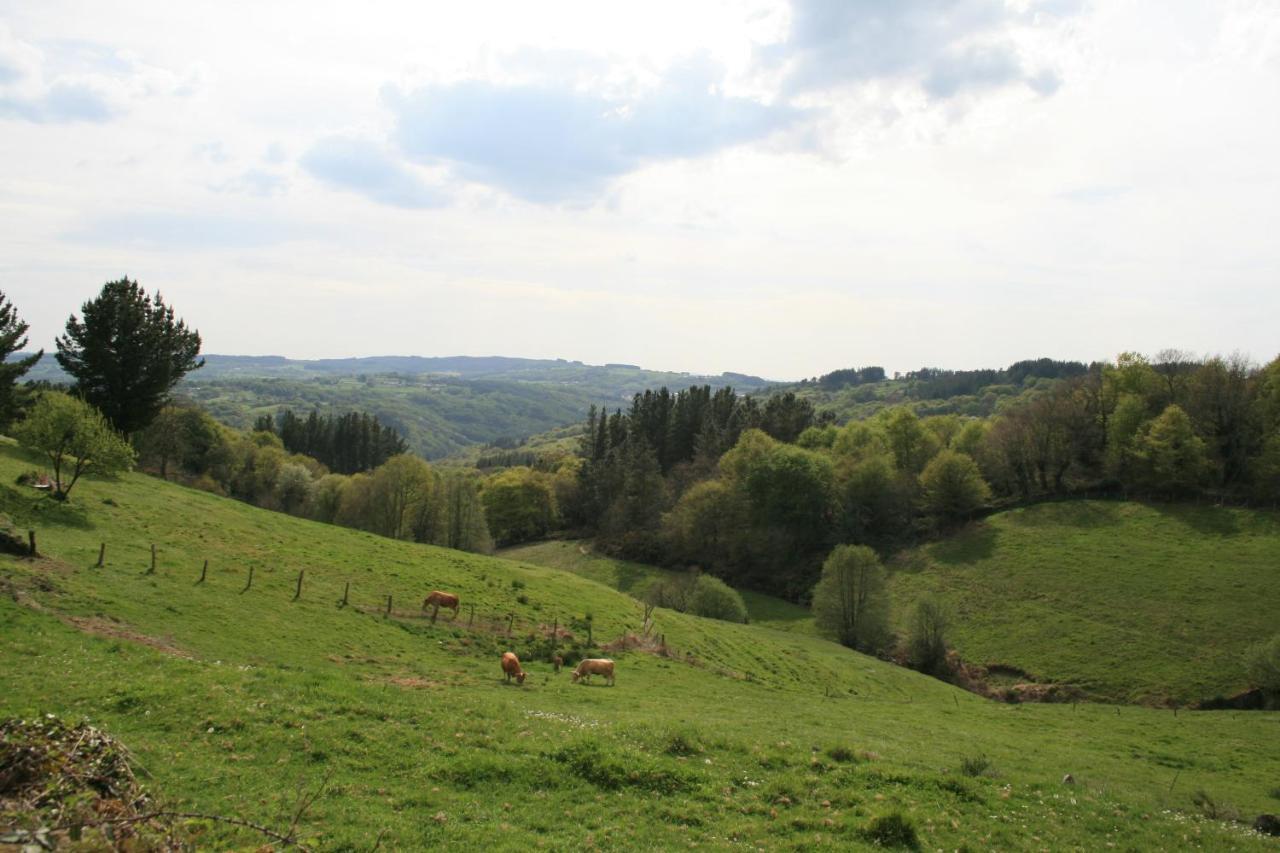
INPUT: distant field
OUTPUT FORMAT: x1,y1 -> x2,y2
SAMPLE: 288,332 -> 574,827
497,540 -> 818,635
888,500 -> 1280,706
2,443 -> 1277,849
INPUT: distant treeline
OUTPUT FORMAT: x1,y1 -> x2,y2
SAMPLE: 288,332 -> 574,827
253,409 -> 408,474
808,358 -> 1088,398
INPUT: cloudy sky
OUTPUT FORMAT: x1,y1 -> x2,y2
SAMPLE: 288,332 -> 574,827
1,1 -> 1277,379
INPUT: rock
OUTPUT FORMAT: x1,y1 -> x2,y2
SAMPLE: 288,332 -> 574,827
1254,814 -> 1280,836
1062,774 -> 1075,785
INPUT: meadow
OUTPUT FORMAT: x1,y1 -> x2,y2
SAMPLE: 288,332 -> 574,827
2,442 -> 1278,849
888,500 -> 1280,706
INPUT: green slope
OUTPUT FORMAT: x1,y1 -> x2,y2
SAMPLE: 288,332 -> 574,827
889,500 -> 1280,706
499,539 -> 818,636
2,444 -> 1277,850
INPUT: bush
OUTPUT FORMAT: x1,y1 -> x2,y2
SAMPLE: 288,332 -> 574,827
861,811 -> 919,849
1246,634 -> 1280,698
959,755 -> 992,777
907,597 -> 950,676
688,575 -> 748,623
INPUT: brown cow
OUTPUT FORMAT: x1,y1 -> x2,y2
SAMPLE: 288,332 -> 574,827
422,590 -> 460,619
501,651 -> 526,685
571,658 -> 615,686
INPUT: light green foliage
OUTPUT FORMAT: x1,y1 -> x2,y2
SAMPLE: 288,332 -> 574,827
952,419 -> 987,458
307,472 -> 349,524
661,479 -> 746,569
918,449 -> 991,521
1132,405 -> 1209,495
274,462 -> 314,514
14,392 -> 135,498
811,544 -> 890,653
0,446 -> 1277,850
481,467 -> 558,546
832,420 -> 889,461
1105,394 -> 1149,481
881,408 -> 941,474
923,414 -> 963,448
437,472 -> 493,554
687,574 -> 748,624
368,453 -> 435,540
795,424 -> 836,449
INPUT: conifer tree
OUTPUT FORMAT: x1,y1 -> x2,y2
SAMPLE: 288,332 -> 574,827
55,278 -> 203,435
0,290 -> 42,430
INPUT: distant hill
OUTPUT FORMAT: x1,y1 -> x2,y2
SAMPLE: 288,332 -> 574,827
17,353 -> 774,458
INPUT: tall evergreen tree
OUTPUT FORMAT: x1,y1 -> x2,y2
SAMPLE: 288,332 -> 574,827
0,290 -> 42,430
55,278 -> 204,434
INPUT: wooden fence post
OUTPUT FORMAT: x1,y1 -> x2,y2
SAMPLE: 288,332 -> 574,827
27,531 -> 36,558
195,560 -> 207,585
385,595 -> 392,616
241,565 -> 254,593
293,569 -> 304,602
506,613 -> 514,636
340,581 -> 350,607
96,543 -> 105,568
148,544 -> 156,575
551,617 -> 558,654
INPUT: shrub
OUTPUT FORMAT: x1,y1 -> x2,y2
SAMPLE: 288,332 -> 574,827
959,755 -> 992,777
688,575 -> 748,623
861,811 -> 920,849
1246,634 -> 1280,698
907,597 -> 950,676
551,740 -> 694,794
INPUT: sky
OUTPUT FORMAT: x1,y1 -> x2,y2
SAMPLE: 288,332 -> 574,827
1,1 -> 1278,380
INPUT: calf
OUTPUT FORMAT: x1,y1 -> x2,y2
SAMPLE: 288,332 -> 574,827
571,658 -> 615,686
501,651 -> 526,685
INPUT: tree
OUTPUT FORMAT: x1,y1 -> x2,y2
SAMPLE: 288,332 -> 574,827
55,278 -> 204,435
481,467 -> 557,546
811,545 -> 890,653
907,597 -> 950,676
1132,404 -> 1209,496
919,450 -> 991,522
367,454 -> 434,540
0,290 -> 42,430
1245,634 -> 1280,703
14,392 -> 135,499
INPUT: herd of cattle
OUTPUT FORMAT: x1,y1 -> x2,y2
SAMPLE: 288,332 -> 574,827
424,590 -> 616,688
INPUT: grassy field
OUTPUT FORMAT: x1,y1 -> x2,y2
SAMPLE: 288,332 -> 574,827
2,442 -> 1278,849
888,500 -> 1280,706
497,540 -> 818,636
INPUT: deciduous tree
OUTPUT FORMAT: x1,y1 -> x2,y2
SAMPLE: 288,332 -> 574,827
811,544 -> 890,653
15,392 -> 135,499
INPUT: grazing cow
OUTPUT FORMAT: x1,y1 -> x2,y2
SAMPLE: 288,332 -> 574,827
571,658 -> 615,686
501,651 -> 526,685
422,590 -> 460,619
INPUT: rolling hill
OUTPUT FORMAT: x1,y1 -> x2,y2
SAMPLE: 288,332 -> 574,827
887,500 -> 1280,706
2,442 -> 1278,849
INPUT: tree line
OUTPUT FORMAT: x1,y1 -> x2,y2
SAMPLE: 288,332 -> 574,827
556,350 -> 1280,619
254,408 -> 408,474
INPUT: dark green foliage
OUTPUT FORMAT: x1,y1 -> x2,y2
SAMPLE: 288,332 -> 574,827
861,811 -> 920,849
550,740 -> 696,794
1245,634 -> 1280,698
0,290 -> 42,430
907,597 -> 950,676
269,408 -> 408,474
55,279 -> 203,435
958,755 -> 992,777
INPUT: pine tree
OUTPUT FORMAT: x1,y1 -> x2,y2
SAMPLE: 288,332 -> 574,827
55,278 -> 203,435
0,290 -> 42,430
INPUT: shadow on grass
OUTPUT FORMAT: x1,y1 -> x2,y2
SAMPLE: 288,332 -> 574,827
1001,500 -> 1123,529
930,524 -> 998,565
1150,502 -> 1240,536
613,560 -> 655,594
0,484 -> 96,530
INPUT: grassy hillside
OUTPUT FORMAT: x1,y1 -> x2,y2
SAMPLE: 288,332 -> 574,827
888,500 -> 1280,706
499,540 -> 818,636
2,444 -> 1278,849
